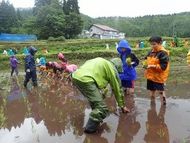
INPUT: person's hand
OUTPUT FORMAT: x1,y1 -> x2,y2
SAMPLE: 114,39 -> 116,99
142,60 -> 148,69
126,58 -> 132,65
26,69 -> 30,72
147,65 -> 156,69
121,106 -> 130,113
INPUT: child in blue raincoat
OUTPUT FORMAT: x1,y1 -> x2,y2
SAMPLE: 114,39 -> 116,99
39,57 -> 46,66
23,47 -> 29,55
8,49 -> 14,56
117,40 -> 139,95
24,46 -> 38,87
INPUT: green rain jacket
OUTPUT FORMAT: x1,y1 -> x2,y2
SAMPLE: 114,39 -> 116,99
72,57 -> 125,107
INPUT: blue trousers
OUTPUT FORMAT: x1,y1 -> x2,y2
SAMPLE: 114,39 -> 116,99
24,71 -> 37,87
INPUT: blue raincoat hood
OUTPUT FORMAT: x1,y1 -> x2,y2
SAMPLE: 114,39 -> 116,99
117,39 -> 131,55
28,46 -> 37,56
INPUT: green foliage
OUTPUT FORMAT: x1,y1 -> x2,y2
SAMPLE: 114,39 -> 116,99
83,12 -> 190,38
48,36 -> 66,41
63,0 -> 83,39
0,0 -> 18,33
64,12 -> 83,39
63,0 -> 80,15
35,0 -> 65,39
34,0 -> 51,14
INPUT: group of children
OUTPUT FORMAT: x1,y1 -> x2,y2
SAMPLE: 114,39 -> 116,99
9,45 -> 78,87
117,36 -> 169,106
7,36 -> 174,134
71,36 -> 170,133
38,53 -> 78,80
9,37 -> 170,104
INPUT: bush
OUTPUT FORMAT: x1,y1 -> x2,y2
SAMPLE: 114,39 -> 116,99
47,36 -> 66,42
56,36 -> 66,41
48,37 -> 55,41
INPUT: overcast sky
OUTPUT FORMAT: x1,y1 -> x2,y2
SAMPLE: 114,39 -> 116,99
3,0 -> 190,18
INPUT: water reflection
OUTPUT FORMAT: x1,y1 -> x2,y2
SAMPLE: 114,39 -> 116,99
7,78 -> 22,102
144,101 -> 169,143
115,95 -> 141,143
1,78 -> 87,138
83,123 -> 109,143
1,75 -> 190,143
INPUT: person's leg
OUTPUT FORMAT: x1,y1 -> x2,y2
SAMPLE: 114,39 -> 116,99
15,67 -> 18,76
11,67 -> 14,76
121,80 -> 129,95
73,79 -> 109,133
149,90 -> 156,100
159,90 -> 166,105
31,71 -> 38,87
24,72 -> 31,87
147,79 -> 156,100
129,80 -> 135,95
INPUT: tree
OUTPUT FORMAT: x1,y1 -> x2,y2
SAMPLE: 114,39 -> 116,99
34,0 -> 51,15
35,0 -> 65,39
64,12 -> 83,39
0,0 -> 18,33
63,0 -> 79,15
62,0 -> 83,38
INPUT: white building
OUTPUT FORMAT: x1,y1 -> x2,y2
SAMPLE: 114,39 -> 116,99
89,24 -> 125,39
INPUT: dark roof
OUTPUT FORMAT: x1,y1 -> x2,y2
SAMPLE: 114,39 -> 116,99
91,24 -> 118,32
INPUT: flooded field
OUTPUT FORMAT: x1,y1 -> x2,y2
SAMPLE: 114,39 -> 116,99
0,67 -> 190,143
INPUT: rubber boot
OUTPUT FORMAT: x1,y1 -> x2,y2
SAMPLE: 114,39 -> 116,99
24,81 -> 28,88
84,118 -> 100,134
33,81 -> 38,87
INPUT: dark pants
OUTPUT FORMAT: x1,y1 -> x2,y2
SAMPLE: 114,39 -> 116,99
24,71 -> 37,87
11,67 -> 18,76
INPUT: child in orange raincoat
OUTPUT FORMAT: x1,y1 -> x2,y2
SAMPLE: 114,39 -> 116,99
144,36 -> 170,105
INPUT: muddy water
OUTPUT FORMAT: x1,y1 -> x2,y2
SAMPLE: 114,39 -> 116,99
0,75 -> 190,143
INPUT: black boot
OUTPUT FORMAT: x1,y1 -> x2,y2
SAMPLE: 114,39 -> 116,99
24,81 -> 27,88
33,81 -> 38,87
84,118 -> 100,134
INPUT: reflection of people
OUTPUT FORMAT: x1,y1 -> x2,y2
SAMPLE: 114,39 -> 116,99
83,124 -> 109,143
72,57 -> 130,133
24,46 -> 38,87
144,102 -> 169,143
6,83 -> 27,130
7,78 -> 21,102
115,96 -> 140,143
37,80 -> 86,137
26,89 -> 42,124
144,36 -> 170,105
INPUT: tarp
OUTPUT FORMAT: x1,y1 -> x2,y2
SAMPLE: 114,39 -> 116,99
0,33 -> 37,42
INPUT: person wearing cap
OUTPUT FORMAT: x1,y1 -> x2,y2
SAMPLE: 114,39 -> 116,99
24,46 -> 38,87
117,39 -> 139,95
72,57 -> 130,134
